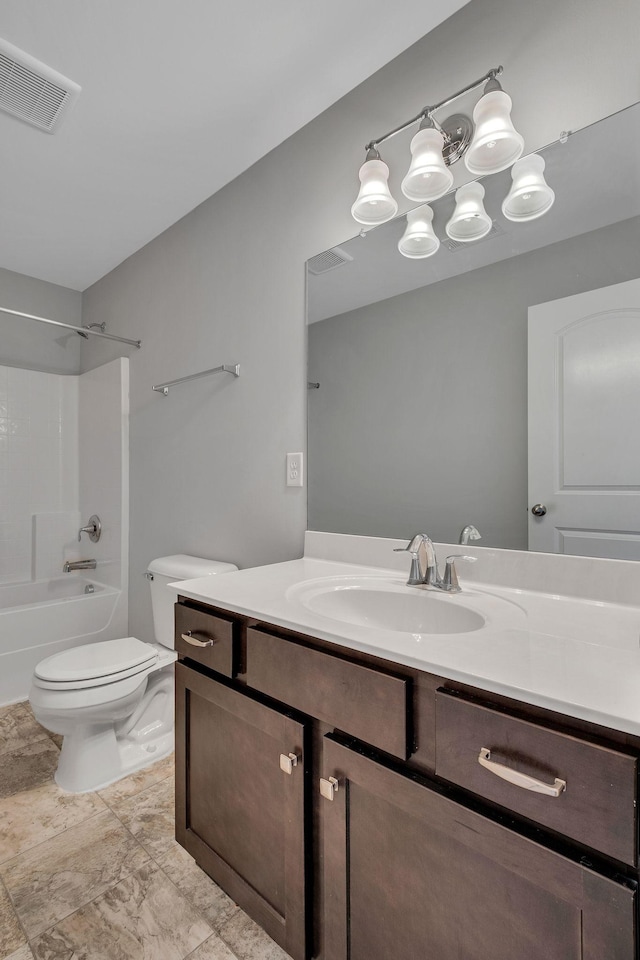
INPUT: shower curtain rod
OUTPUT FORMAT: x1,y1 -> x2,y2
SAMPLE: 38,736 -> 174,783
0,305 -> 142,348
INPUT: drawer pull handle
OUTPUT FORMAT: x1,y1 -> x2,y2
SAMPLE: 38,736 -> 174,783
280,753 -> 299,775
320,776 -> 340,801
181,630 -> 215,648
478,748 -> 566,797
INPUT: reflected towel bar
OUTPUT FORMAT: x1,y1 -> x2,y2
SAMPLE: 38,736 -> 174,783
0,305 -> 142,347
152,363 -> 240,397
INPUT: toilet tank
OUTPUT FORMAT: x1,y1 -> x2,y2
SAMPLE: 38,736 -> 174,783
146,554 -> 238,649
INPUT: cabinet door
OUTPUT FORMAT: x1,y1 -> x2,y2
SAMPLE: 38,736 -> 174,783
176,663 -> 308,960
322,736 -> 636,960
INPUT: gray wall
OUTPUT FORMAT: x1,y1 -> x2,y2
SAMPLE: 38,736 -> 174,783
79,0 -> 640,642
0,268 -> 81,374
308,216 -> 640,547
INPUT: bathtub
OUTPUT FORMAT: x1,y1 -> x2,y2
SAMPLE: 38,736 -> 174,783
0,577 -> 121,706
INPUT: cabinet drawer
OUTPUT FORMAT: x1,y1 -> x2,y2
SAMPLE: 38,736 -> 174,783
246,629 -> 410,760
435,690 -> 637,865
175,602 -> 236,676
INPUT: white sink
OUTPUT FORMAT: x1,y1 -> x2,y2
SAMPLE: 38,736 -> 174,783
286,575 -> 525,636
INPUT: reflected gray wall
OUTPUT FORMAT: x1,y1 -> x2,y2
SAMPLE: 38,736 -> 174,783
79,0 -> 640,641
0,268 -> 81,374
308,217 -> 640,546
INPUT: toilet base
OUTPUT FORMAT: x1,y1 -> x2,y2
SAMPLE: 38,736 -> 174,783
55,725 -> 174,793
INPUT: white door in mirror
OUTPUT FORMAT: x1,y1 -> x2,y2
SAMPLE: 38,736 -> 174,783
528,277 -> 640,559
287,452 -> 304,487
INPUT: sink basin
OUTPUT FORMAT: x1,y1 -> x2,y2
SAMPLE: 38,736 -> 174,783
286,576 -> 502,634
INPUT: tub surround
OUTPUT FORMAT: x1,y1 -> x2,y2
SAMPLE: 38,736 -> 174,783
169,531 -> 640,737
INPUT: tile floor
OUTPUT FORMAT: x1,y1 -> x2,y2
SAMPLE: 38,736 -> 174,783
0,702 -> 290,960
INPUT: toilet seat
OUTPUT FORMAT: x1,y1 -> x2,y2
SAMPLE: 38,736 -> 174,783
33,637 -> 158,691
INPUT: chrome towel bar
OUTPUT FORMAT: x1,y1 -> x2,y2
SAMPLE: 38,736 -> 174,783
152,363 -> 240,396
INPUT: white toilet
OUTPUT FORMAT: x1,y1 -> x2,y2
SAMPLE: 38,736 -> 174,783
30,554 -> 237,793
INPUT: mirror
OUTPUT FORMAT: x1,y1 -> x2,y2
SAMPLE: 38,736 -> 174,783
307,102 -> 640,558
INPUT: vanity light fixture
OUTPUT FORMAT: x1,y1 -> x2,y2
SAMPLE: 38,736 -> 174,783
445,182 -> 492,243
351,147 -> 398,225
352,66 -> 524,225
398,206 -> 440,259
502,154 -> 555,221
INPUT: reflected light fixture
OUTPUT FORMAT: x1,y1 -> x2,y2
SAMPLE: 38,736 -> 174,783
445,182 -> 492,243
398,206 -> 440,259
351,147 -> 398,226
502,153 -> 555,221
401,118 -> 454,202
464,75 -> 524,175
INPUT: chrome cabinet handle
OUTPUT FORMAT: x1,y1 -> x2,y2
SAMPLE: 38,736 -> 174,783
478,748 -> 566,797
280,753 -> 299,775
181,630 -> 215,648
319,776 -> 340,801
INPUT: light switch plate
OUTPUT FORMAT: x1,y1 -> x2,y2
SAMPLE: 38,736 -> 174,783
287,452 -> 304,487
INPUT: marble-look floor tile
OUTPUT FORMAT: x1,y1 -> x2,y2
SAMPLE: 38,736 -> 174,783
0,880 -> 26,958
4,946 -> 33,960
98,752 -> 174,806
46,734 -> 63,751
0,703 -> 49,758
109,776 -> 175,860
0,781 -> 107,863
30,863 -> 212,960
158,842 -> 237,931
0,809 -> 150,939
219,911 -> 291,960
0,741 -> 60,800
185,933 -> 237,960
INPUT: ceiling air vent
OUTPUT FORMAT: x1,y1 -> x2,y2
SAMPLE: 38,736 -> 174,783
0,38 -> 81,133
308,246 -> 354,276
445,221 -> 504,252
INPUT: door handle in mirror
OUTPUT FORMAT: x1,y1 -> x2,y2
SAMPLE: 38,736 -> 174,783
531,503 -> 547,517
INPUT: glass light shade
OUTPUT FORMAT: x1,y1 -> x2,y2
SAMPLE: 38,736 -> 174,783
351,157 -> 398,225
401,127 -> 453,202
397,206 -> 440,259
445,182 -> 492,242
502,153 -> 555,222
464,90 -> 524,175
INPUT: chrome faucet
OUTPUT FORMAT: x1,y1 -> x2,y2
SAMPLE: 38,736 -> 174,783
459,524 -> 482,545
63,559 -> 97,573
78,515 -> 101,543
394,534 -> 443,588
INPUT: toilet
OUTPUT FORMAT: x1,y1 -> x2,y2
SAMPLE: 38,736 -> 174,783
30,554 -> 237,793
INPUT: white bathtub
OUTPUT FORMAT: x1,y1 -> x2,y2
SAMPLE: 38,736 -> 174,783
0,576 -> 121,706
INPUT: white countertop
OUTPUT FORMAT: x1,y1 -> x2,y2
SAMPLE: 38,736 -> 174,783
170,537 -> 640,738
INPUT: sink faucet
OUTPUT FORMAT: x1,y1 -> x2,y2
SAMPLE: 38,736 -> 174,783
63,559 -> 97,573
394,534 -> 442,588
459,524 -> 482,545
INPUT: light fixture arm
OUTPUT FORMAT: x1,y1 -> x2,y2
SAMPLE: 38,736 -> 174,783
364,65 -> 503,153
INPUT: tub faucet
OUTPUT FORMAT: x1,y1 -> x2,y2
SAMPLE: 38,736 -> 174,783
394,534 -> 443,588
63,559 -> 97,573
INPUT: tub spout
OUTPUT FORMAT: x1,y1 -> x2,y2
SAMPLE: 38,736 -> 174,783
63,559 -> 97,573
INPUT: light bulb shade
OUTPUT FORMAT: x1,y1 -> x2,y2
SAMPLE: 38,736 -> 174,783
397,206 -> 440,259
464,90 -> 524,175
401,127 -> 454,202
501,153 -> 555,222
351,157 -> 398,225
445,182 -> 492,242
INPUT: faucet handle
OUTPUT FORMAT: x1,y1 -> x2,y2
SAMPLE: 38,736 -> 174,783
393,542 -> 423,585
78,515 -> 102,543
442,554 -> 477,592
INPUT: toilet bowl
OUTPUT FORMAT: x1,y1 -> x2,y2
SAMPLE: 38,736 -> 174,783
29,554 -> 237,793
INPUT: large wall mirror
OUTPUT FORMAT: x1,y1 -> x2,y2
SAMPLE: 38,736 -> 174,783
307,102 -> 640,559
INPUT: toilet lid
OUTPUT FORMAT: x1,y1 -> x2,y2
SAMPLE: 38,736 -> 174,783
35,637 -> 157,684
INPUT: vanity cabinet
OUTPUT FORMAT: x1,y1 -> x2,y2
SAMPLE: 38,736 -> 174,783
174,599 -> 639,960
174,661 -> 309,960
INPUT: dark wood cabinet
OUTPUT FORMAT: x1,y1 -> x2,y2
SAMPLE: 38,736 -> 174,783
175,662 -> 309,960
322,735 -> 636,960
175,598 -> 639,960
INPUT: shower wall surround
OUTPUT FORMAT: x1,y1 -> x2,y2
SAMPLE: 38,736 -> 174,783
0,359 -> 128,592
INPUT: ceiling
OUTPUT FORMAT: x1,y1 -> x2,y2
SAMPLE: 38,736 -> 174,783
0,0 -> 469,291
